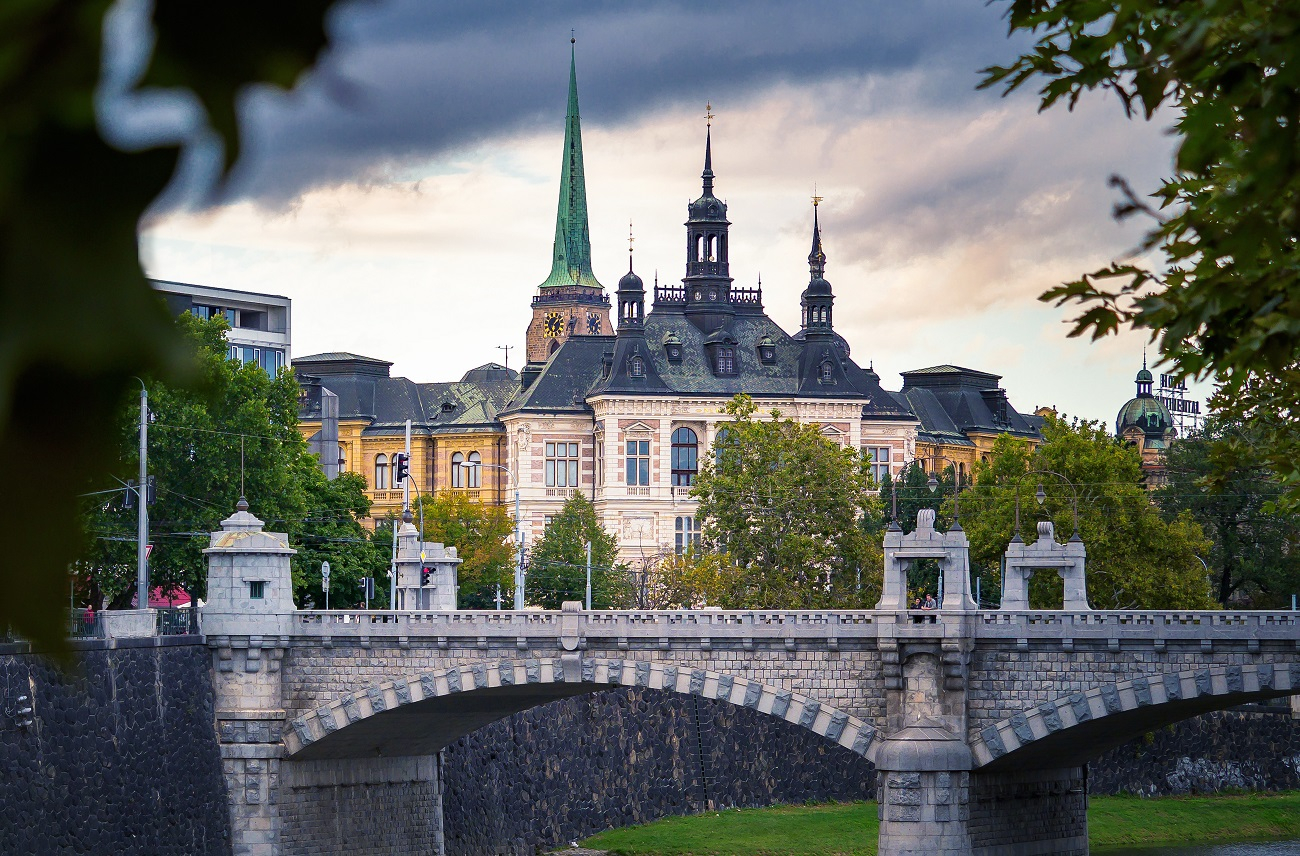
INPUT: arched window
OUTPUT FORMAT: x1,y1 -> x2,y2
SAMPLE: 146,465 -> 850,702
628,356 -> 645,377
820,360 -> 835,383
467,451 -> 481,488
671,427 -> 699,486
374,454 -> 388,490
451,452 -> 464,488
696,234 -> 705,262
713,427 -> 734,466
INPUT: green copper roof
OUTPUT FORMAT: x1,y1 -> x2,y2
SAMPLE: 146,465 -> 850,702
538,44 -> 603,291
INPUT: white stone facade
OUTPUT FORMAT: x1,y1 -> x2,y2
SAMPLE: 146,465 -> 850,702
502,395 -> 918,568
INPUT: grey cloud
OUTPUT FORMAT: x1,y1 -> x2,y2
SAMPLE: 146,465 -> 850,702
132,0 -> 1026,208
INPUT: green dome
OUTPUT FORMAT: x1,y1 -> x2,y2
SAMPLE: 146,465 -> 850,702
1116,395 -> 1172,437
1136,367 -> 1153,383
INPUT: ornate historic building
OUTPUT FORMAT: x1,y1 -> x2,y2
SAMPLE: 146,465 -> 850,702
501,125 -> 921,566
297,46 -> 1045,570
1115,359 -> 1175,485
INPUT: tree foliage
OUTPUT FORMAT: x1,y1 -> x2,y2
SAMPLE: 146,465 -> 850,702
982,0 -> 1300,505
645,551 -> 746,610
692,395 -> 882,609
1156,416 -> 1300,608
80,313 -> 386,609
527,494 -> 629,609
956,415 -> 1214,610
414,491 -> 516,609
2,2 -> 344,649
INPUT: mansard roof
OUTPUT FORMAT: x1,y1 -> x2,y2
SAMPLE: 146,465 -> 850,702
502,306 -> 916,419
900,367 -> 1041,441
297,360 -> 518,436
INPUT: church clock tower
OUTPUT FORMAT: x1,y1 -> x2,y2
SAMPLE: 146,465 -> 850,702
523,39 -> 612,366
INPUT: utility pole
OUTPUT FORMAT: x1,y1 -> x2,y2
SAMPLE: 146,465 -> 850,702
585,540 -> 592,610
393,418 -> 411,611
514,485 -> 524,610
137,383 -> 149,611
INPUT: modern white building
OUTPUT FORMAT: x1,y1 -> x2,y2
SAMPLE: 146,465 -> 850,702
153,279 -> 292,374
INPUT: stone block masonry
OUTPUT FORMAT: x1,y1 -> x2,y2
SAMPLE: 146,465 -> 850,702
441,687 -> 877,856
280,756 -> 443,856
0,637 -> 229,856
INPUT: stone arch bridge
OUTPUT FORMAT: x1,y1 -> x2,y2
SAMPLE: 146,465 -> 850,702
201,506 -> 1300,856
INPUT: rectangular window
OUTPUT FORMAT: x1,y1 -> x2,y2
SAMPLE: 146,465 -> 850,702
867,447 -> 891,484
716,348 -> 734,374
545,442 -> 580,488
248,581 -> 265,600
625,440 -> 650,485
675,516 -> 701,555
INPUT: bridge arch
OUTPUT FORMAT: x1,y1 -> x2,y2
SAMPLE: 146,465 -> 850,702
971,663 -> 1300,771
284,657 -> 880,763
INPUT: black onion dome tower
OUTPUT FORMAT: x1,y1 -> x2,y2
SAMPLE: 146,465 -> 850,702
682,115 -> 735,334
595,228 -> 667,393
797,202 -> 851,392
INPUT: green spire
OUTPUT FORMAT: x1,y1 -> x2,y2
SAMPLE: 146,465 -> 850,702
538,40 -> 603,290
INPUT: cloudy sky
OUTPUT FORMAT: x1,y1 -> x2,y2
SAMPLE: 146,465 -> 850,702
128,0 -> 1192,424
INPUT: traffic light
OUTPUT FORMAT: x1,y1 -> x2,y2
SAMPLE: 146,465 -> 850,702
363,577 -> 375,600
394,452 -> 410,484
420,566 -> 432,587
124,480 -> 136,510
146,475 -> 157,506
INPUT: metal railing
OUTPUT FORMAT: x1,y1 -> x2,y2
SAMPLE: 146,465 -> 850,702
156,607 -> 200,636
68,610 -> 104,639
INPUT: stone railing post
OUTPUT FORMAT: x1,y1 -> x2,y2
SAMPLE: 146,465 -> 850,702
1000,521 -> 1088,611
201,498 -> 296,856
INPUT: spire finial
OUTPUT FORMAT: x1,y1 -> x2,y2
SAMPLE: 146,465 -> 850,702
705,102 -> 714,126
808,197 -> 826,277
628,219 -> 635,271
571,29 -> 575,45
1143,345 -> 1147,369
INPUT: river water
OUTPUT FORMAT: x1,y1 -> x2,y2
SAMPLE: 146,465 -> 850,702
1100,843 -> 1300,855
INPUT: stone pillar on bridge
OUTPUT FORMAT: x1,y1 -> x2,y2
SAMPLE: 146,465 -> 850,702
1000,521 -> 1089,611
203,498 -> 296,856
878,509 -> 978,611
393,517 -> 461,610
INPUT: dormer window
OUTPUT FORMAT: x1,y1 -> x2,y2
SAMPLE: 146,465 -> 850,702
441,401 -> 456,413
664,333 -> 683,363
628,356 -> 645,378
757,336 -> 776,365
820,359 -> 835,384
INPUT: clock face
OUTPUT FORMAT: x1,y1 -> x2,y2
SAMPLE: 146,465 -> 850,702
543,311 -> 563,338
586,313 -> 601,334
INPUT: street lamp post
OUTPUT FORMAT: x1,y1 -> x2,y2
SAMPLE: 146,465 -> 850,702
1011,469 -> 1081,543
924,453 -> 965,529
463,460 -> 524,610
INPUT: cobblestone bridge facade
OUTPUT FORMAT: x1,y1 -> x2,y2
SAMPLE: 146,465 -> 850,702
203,506 -> 1300,856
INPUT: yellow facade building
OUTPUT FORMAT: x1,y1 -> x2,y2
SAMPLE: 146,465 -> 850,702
297,353 -> 518,522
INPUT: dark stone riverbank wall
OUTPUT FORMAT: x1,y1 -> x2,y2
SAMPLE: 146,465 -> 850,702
0,637 -> 229,856
441,690 -> 1300,856
1091,703 -> 1300,796
440,687 -> 877,856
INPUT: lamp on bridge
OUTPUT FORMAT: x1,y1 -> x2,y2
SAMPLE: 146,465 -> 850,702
924,453 -> 963,530
1011,469 -> 1081,543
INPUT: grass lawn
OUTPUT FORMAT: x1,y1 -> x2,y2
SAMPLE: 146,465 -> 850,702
583,793 -> 1300,856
